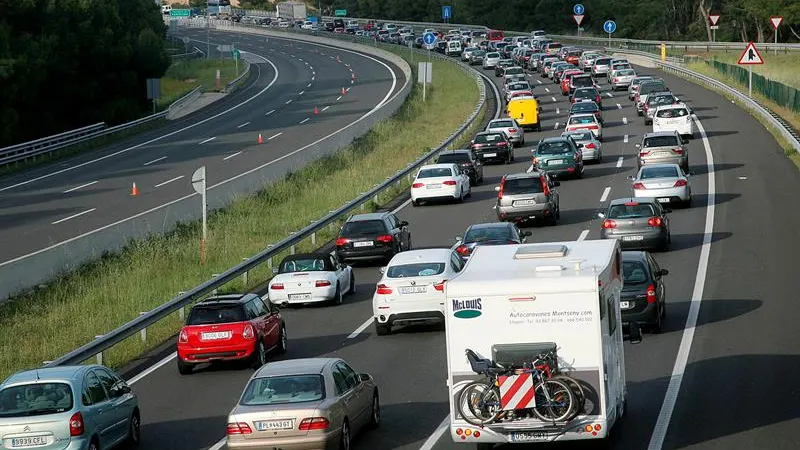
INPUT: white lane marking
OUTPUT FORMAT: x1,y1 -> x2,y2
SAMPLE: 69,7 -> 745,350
536,79 -> 542,84
63,181 -> 98,193
551,96 -> 557,102
290,54 -> 295,58
624,134 -> 629,143
223,151 -> 243,161
236,121 -> 250,128
128,352 -> 177,385
616,103 -> 622,109
336,96 -> 342,101
544,87 -> 550,92
347,317 -> 373,339
419,416 -> 451,450
299,118 -> 309,124
299,90 -> 305,95
268,132 -> 282,140
307,82 -> 312,87
554,122 -> 559,129
351,79 -> 354,84
556,108 -> 560,114
51,208 -> 96,225
285,99 -> 292,104
143,156 -> 167,166
265,109 -> 275,116
577,229 -> 590,241
199,137 -> 216,145
606,92 -> 613,98
298,58 -> 303,62
208,437 -> 226,450
312,76 -> 315,81
154,175 -> 184,188
616,157 -> 624,168
623,117 -> 628,125
322,106 -> 330,112
648,116 -> 716,450
599,186 -> 611,202
312,71 -> 316,75
526,164 -> 534,173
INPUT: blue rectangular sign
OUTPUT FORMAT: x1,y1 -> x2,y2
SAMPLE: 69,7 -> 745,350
442,5 -> 452,20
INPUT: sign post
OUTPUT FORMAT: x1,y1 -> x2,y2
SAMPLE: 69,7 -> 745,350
708,14 -> 720,42
661,43 -> 667,62
573,4 -> 585,36
737,42 -> 764,98
442,5 -> 452,24
573,15 -> 584,36
192,166 -> 208,265
770,16 -> 783,55
422,32 -> 437,94
418,62 -> 433,102
603,20 -> 617,46
146,78 -> 161,114
233,48 -> 241,77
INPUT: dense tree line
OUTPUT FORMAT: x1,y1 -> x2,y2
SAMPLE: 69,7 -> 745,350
0,0 -> 170,147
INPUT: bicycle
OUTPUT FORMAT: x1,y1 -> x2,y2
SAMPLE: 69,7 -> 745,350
528,349 -> 587,417
457,349 -> 576,426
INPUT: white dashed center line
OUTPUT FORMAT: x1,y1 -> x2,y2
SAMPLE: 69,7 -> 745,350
52,208 -> 96,225
536,79 -> 542,84
285,99 -> 292,105
63,181 -> 98,193
299,90 -> 305,95
199,137 -> 216,145
554,122 -> 559,129
223,151 -> 243,161
155,175 -> 184,188
236,122 -> 250,128
616,103 -> 622,109
556,108 -> 560,114
606,92 -> 613,98
600,186 -> 611,202
143,156 -> 166,166
577,230 -> 590,241
268,132 -> 282,140
624,134 -> 629,143
322,106 -> 330,112
336,96 -> 342,101
545,87 -> 550,93
623,117 -> 628,125
299,118 -> 309,124
265,109 -> 275,116
551,96 -> 557,102
616,157 -> 624,168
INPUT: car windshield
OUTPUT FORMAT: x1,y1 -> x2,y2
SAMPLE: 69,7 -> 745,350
240,375 -> 325,406
418,167 -> 454,178
655,108 -> 689,118
464,227 -> 513,243
537,141 -> 573,155
565,131 -> 593,141
340,220 -> 386,237
474,133 -> 504,143
387,262 -> 445,277
640,166 -> 680,179
437,153 -> 470,164
187,304 -> 245,325
608,203 -> 656,219
622,261 -> 649,284
572,102 -> 598,113
490,120 -> 515,128
643,136 -> 680,147
503,177 -> 544,194
0,383 -> 74,418
487,52 -> 500,58
568,116 -> 596,125
279,258 -> 328,273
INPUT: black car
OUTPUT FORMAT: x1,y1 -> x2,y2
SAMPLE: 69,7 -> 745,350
436,150 -> 484,185
470,132 -> 513,164
454,222 -> 531,260
621,251 -> 669,332
335,212 -> 411,264
569,100 -> 603,124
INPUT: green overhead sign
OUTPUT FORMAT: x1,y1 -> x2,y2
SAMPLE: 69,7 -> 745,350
170,9 -> 190,17
335,9 -> 347,17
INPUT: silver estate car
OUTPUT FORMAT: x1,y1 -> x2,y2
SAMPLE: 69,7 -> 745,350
495,171 -> 561,225
226,358 -> 379,450
599,197 -> 672,251
486,118 -> 525,147
0,365 -> 140,450
629,163 -> 692,207
561,130 -> 602,162
610,68 -> 637,90
636,131 -> 689,171
629,76 -> 654,100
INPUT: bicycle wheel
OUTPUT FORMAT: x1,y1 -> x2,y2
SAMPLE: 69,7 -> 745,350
532,379 -> 575,423
553,375 -> 585,418
457,381 -> 503,426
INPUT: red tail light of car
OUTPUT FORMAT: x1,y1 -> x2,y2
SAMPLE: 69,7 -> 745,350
497,141 -> 508,146
315,280 -> 332,287
376,284 -> 393,295
271,283 -> 285,290
69,412 -> 84,437
456,245 -> 471,256
434,280 -> 447,291
299,417 -> 330,431
672,148 -> 685,155
584,143 -> 596,149
647,217 -> 663,227
412,182 -> 424,188
602,219 -> 617,229
633,182 -> 646,190
646,285 -> 657,303
443,180 -> 457,186
227,423 -> 253,435
639,150 -> 651,157
376,234 -> 394,243
674,179 -> 688,187
335,238 -> 350,246
242,324 -> 255,340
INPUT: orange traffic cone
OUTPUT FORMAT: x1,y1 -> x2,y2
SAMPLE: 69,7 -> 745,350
341,87 -> 347,95
313,106 -> 319,115
258,133 -> 264,144
131,182 -> 138,197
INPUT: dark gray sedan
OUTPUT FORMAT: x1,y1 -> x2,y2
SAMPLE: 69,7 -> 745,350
599,198 -> 671,251
621,251 -> 669,332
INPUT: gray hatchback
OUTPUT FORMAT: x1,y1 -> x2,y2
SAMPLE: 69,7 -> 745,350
599,198 -> 672,251
494,171 -> 561,225
0,365 -> 139,450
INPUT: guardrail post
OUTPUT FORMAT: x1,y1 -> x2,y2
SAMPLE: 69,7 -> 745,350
211,274 -> 220,295
242,258 -> 250,286
178,292 -> 187,320
95,335 -> 104,365
139,313 -> 148,343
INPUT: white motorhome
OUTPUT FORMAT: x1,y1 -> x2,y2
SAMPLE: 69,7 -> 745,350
444,240 -> 641,448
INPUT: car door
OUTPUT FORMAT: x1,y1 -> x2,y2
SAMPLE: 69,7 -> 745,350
330,255 -> 348,288
81,371 -> 115,447
254,297 -> 280,348
545,173 -> 560,208
383,215 -> 401,251
647,253 -> 667,310
388,214 -> 408,250
336,362 -> 371,430
93,368 -> 134,445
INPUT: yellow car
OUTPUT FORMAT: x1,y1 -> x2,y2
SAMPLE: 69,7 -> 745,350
506,97 -> 541,131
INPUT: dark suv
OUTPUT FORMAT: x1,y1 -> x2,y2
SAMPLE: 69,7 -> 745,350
436,150 -> 484,185
335,212 -> 411,264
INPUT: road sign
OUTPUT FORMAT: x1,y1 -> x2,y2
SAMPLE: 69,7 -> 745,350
603,20 -> 617,34
218,44 -> 233,52
191,166 -> 206,195
423,32 -> 437,46
170,9 -> 190,17
573,4 -> 585,15
192,166 -> 208,264
708,14 -> 720,26
335,9 -> 347,16
770,16 -> 783,30
710,26 -> 719,30
442,5 -> 452,20
573,15 -> 584,26
307,16 -> 318,23
146,78 -> 160,100
182,37 -> 190,45
737,42 -> 764,65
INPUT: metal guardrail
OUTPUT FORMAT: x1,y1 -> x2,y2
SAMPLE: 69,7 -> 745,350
47,24 -> 498,367
225,59 -> 251,91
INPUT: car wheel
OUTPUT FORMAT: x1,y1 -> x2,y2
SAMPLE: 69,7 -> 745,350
332,284 -> 343,306
177,358 -> 193,375
277,325 -> 288,354
251,340 -> 266,369
87,441 -> 99,450
651,308 -> 663,334
556,206 -> 561,220
375,319 -> 391,336
368,391 -> 381,429
128,410 -> 141,446
340,420 -> 351,450
411,199 -> 419,207
348,272 -> 356,295
457,188 -> 464,203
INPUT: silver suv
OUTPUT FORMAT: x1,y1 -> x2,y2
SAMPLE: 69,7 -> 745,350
636,131 -> 689,171
494,172 -> 561,225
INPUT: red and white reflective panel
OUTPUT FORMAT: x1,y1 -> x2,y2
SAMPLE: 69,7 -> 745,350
770,16 -> 783,30
708,14 -> 720,26
498,373 -> 536,411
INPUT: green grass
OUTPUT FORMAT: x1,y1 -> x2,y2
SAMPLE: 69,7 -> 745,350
0,50 -> 482,381
158,58 -> 241,108
680,51 -> 800,89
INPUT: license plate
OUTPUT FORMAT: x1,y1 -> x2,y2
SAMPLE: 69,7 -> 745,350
288,293 -> 312,301
621,235 -> 644,241
510,431 -> 551,442
483,153 -> 497,157
427,184 -> 442,189
657,197 -> 671,202
353,241 -> 374,247
11,437 -> 48,448
399,286 -> 427,294
255,419 -> 294,431
201,331 -> 231,340
513,199 -> 536,206
620,301 -> 631,309
548,159 -> 564,165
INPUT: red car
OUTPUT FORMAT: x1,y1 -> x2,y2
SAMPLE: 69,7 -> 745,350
561,70 -> 584,95
176,293 -> 287,374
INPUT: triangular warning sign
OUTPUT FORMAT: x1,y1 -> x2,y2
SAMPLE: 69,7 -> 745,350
708,14 -> 720,25
770,16 -> 783,30
573,14 -> 584,26
737,42 -> 764,65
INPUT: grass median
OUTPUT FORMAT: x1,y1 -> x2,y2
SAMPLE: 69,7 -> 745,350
0,51 -> 483,381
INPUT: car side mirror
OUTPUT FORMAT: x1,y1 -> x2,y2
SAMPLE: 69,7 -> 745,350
359,373 -> 372,382
523,231 -> 532,237
399,221 -> 409,227
272,268 -> 279,274
596,212 -> 606,219
628,322 -> 643,344
455,236 -> 463,242
659,268 -> 670,276
494,186 -> 501,192
379,266 -> 387,274
626,175 -> 635,181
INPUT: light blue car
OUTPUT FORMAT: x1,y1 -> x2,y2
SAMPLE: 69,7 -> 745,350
0,365 -> 139,450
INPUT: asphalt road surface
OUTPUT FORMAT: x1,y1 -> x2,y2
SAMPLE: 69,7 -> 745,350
0,30 -> 406,269
121,45 -> 800,450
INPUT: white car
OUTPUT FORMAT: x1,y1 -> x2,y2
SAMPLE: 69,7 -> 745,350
653,103 -> 694,138
565,113 -> 603,141
372,248 -> 464,335
462,47 -> 478,62
629,163 -> 692,207
268,253 -> 354,306
486,118 -> 525,146
482,52 -> 502,69
410,163 -> 471,206
610,68 -> 637,90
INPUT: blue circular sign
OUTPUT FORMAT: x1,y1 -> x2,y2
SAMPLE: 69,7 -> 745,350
423,32 -> 437,46
573,4 -> 585,15
603,20 -> 617,34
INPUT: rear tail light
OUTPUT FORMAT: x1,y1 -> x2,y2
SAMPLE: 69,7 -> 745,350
647,217 -> 663,227
672,148 -> 684,155
633,182 -> 646,190
602,219 -> 617,229
271,283 -> 285,290
376,284 -> 393,295
456,245 -> 471,256
315,280 -> 332,287
336,238 -> 350,246
434,280 -> 447,291
443,180 -> 457,186
299,417 -> 330,431
178,329 -> 188,343
613,78 -> 619,82
242,324 -> 255,340
497,141 -> 508,146
674,179 -> 687,187
497,178 -> 506,199
69,412 -> 84,437
639,151 -> 651,157
595,95 -> 602,103
646,284 -> 657,303
507,128 -> 516,133
376,234 -> 394,243
587,125 -> 599,130
227,422 -> 253,435
585,143 -> 596,149
411,182 -> 424,188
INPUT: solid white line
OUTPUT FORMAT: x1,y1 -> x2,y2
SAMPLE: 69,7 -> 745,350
336,96 -> 342,101
526,164 -> 534,173
198,137 -> 216,144
265,109 -> 276,116
52,208 -> 96,225
347,317 -> 373,339
143,156 -> 167,166
648,116 -> 716,450
624,134 -> 629,143
223,151 -> 243,161
128,352 -> 177,385
616,103 -> 622,109
419,416 -> 451,450
322,106 -> 330,112
299,118 -> 309,124
577,229 -> 590,241
63,181 -> 98,193
268,132 -> 282,140
236,121 -> 250,128
285,99 -> 292,104
299,90 -> 305,95
623,117 -> 628,125
544,87 -> 550,92
307,82 -> 312,87
208,437 -> 226,450
599,186 -> 611,202
154,175 -> 184,188
616,156 -> 624,168
351,79 -> 354,84
392,197 -> 413,214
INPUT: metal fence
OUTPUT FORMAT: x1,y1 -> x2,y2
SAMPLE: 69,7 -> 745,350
47,23 -> 500,367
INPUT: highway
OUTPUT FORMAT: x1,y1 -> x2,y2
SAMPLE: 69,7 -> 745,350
0,29 -> 406,273
116,35 -> 800,450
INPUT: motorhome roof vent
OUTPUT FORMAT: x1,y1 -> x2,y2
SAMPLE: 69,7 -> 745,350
514,244 -> 568,259
535,265 -> 565,272
568,259 -> 586,271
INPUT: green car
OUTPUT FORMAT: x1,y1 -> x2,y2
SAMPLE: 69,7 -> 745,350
532,136 -> 584,179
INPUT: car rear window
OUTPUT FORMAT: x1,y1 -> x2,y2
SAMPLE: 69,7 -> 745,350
508,83 -> 528,90
0,383 -> 74,418
575,88 -> 599,98
655,108 -> 689,118
341,220 -> 387,237
503,177 -> 544,194
595,58 -> 612,65
279,258 -> 328,273
643,136 -> 680,147
537,141 -> 573,155
640,82 -> 667,94
572,102 -> 598,113
464,227 -> 512,243
616,69 -> 636,76
564,131 -> 593,141
418,167 -> 454,178
487,52 -> 500,58
241,375 -> 325,406
632,77 -> 653,86
436,153 -> 470,164
641,166 -> 680,179
622,261 -> 649,284
491,120 -> 515,128
649,95 -> 675,105
568,116 -> 596,125
505,67 -> 523,75
474,133 -> 504,143
608,203 -> 656,219
548,43 -> 563,49
187,304 -> 245,325
387,262 -> 446,277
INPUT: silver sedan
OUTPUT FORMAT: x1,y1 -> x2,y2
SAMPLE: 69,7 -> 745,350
561,130 -> 602,162
629,163 -> 692,207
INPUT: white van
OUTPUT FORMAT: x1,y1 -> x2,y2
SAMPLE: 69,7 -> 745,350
446,39 -> 463,57
444,240 -> 641,448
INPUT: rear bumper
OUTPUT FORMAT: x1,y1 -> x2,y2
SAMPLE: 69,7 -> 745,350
621,302 -> 659,326
474,148 -> 511,162
411,185 -> 460,201
178,342 -> 256,363
633,187 -> 690,203
335,247 -> 394,262
600,229 -> 668,250
227,430 -> 340,450
497,203 -> 555,221
268,286 -> 337,305
375,309 -> 445,325
639,155 -> 688,168
450,418 -> 609,444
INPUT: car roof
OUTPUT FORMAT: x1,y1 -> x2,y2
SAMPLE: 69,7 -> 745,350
568,113 -> 598,119
389,248 -> 453,265
539,136 -> 571,143
504,171 -> 544,180
198,293 -> 255,306
643,130 -> 680,138
347,212 -> 387,222
3,365 -> 97,386
419,163 -> 456,170
621,250 -> 650,263
255,358 -> 337,378
476,130 -> 504,136
438,149 -> 471,155
655,102 -> 688,109
466,222 -> 513,231
608,197 -> 658,206
281,252 -> 332,261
